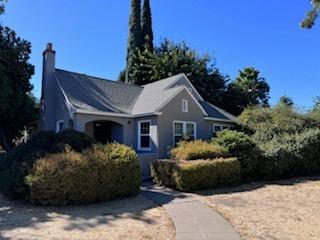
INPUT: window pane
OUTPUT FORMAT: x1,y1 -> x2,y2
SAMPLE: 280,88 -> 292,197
214,125 -> 222,132
186,123 -> 194,136
174,122 -> 183,135
140,122 -> 150,134
223,126 -> 229,130
140,136 -> 150,148
182,100 -> 188,112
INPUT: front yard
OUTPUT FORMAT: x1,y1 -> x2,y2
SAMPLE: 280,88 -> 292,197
0,193 -> 175,240
194,177 -> 320,240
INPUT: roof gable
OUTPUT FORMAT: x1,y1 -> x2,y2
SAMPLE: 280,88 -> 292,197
54,70 -> 234,121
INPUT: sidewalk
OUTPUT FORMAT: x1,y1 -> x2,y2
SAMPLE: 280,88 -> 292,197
141,183 -> 242,240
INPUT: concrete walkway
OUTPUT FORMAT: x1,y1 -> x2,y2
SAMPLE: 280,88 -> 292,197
141,183 -> 242,240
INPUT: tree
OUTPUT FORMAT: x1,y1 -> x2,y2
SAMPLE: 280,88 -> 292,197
126,0 -> 142,83
301,0 -> 320,28
141,0 -> 153,51
224,67 -> 270,115
278,95 -> 294,107
0,0 -> 7,15
0,26 -> 38,151
129,39 -> 227,105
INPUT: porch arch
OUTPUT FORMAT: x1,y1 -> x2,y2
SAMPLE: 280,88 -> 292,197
85,120 -> 124,144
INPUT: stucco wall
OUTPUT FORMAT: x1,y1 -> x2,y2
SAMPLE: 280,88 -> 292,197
74,113 -> 135,147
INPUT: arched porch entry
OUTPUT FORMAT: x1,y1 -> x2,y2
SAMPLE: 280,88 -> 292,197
85,120 -> 124,144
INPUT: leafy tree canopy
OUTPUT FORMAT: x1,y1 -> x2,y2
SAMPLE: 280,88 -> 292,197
223,67 -> 270,115
0,0 -> 6,15
301,0 -> 320,28
126,39 -> 228,107
0,25 -> 38,151
278,95 -> 294,107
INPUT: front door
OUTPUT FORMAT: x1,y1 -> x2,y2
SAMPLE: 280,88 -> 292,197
94,121 -> 112,144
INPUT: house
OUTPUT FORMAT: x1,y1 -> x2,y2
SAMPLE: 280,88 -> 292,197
40,43 -> 235,176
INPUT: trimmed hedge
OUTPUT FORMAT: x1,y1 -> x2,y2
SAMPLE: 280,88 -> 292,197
151,158 -> 241,191
212,130 -> 262,180
26,143 -> 140,206
170,140 -> 229,161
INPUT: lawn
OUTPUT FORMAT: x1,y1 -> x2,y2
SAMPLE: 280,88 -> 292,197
0,193 -> 175,240
194,177 -> 320,240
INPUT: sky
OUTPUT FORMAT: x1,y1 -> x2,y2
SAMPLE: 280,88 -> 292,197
1,0 -> 319,108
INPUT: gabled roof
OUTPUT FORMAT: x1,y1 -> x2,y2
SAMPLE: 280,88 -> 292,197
54,69 -> 234,121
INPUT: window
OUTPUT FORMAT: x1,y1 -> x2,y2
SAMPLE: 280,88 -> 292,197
138,120 -> 151,151
173,121 -> 196,144
213,124 -> 229,133
182,99 -> 188,112
56,120 -> 64,133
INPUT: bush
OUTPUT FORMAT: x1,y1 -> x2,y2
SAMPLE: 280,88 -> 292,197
212,130 -> 262,180
151,158 -> 241,191
26,143 -> 140,206
258,129 -> 320,180
53,129 -> 95,152
170,140 -> 229,161
0,130 -> 95,198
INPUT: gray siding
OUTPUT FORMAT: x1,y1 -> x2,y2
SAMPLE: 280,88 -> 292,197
157,89 -> 233,158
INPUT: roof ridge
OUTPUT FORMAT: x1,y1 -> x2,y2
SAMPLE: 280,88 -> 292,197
142,73 -> 185,87
55,68 -> 143,89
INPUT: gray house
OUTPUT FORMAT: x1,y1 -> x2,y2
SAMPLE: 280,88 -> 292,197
40,43 -> 235,176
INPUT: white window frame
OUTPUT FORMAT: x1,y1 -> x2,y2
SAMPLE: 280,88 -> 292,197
173,121 -> 197,144
213,124 -> 229,133
138,120 -> 152,151
56,120 -> 64,133
182,99 -> 188,112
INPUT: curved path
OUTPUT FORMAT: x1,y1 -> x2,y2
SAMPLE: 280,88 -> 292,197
141,183 -> 241,240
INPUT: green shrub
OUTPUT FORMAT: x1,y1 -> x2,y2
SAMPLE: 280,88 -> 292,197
26,143 -> 140,206
1,130 -> 95,198
258,129 -> 320,180
213,130 -> 262,180
170,140 -> 229,161
53,129 -> 95,152
151,158 -> 241,191
238,106 -> 309,142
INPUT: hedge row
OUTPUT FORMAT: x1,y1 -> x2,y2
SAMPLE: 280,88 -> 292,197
26,143 -> 141,206
151,158 -> 241,191
170,140 -> 229,161
0,130 -> 141,206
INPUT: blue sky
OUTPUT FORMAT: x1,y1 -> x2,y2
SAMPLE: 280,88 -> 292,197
1,1 -> 319,108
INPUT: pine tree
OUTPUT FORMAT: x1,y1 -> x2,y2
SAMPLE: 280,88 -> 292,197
126,0 -> 142,83
141,0 -> 153,51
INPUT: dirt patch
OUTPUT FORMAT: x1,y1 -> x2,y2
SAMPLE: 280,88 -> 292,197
194,177 -> 320,240
0,193 -> 175,240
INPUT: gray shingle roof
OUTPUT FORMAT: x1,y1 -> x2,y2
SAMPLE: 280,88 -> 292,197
55,69 -> 143,113
55,69 -> 234,121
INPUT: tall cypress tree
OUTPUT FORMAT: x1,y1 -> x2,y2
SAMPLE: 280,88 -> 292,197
141,0 -> 153,51
126,0 -> 142,83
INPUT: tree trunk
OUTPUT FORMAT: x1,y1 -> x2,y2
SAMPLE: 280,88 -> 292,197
0,125 -> 13,152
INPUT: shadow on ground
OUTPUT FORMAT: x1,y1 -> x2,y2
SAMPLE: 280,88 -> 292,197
0,192 -> 161,239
